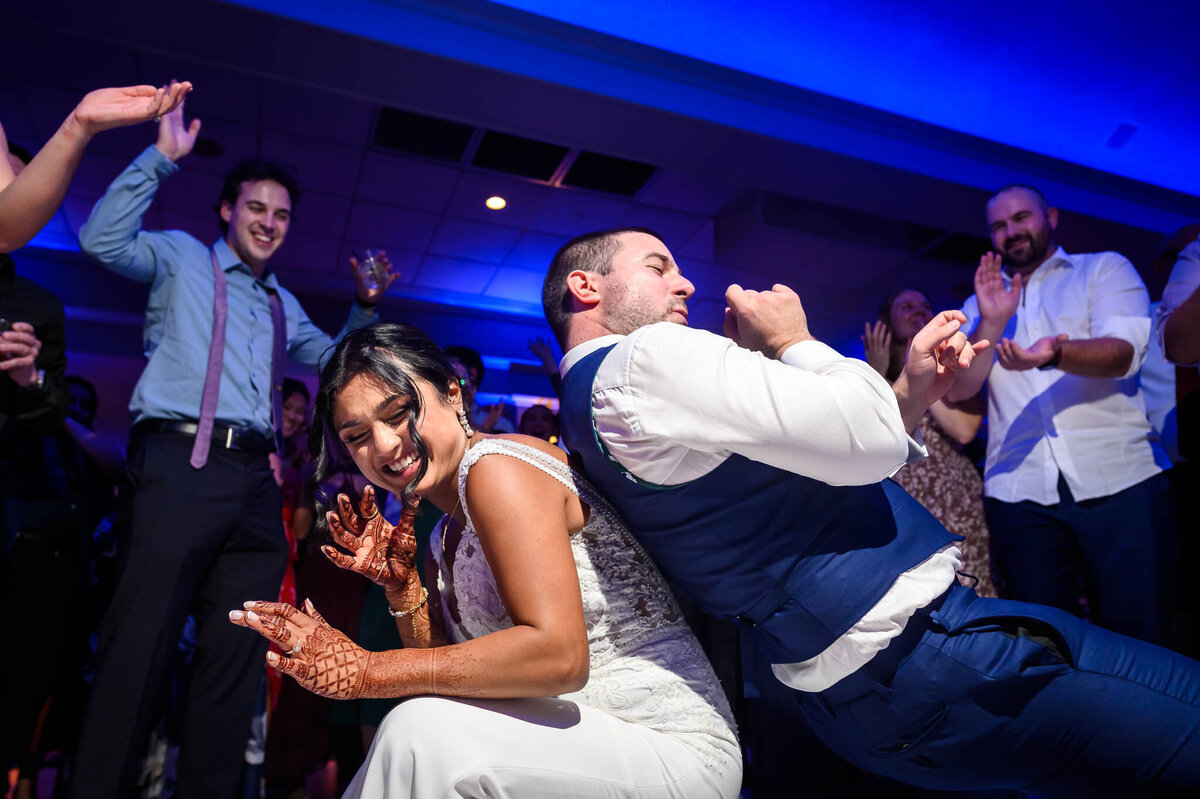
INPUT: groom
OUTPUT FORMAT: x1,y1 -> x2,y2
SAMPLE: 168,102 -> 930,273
543,227 -> 1200,795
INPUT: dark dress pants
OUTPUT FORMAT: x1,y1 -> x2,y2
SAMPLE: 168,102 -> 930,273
799,583 -> 1200,796
985,471 -> 1177,645
69,432 -> 288,799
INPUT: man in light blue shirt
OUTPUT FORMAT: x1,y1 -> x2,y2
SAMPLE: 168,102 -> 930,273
70,89 -> 393,799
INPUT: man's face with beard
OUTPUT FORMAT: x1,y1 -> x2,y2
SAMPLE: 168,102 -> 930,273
986,188 -> 1057,271
599,232 -> 694,334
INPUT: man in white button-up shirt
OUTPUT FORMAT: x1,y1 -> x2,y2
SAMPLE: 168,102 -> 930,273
1158,233 -> 1200,368
949,185 -> 1175,646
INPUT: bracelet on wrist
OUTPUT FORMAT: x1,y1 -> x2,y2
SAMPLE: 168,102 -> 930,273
388,586 -> 428,638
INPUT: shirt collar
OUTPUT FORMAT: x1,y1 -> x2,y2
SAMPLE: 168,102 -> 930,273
1006,245 -> 1070,281
212,238 -> 281,289
560,334 -> 625,376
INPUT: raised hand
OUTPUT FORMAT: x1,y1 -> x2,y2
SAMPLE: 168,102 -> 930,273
723,283 -> 814,359
231,599 -> 372,700
322,486 -> 419,591
478,399 -> 506,433
71,81 -> 192,139
997,334 -> 1067,371
350,250 -> 399,305
893,311 -> 991,430
0,322 -> 42,388
861,320 -> 893,377
974,251 -> 1021,323
527,336 -> 557,374
154,82 -> 202,162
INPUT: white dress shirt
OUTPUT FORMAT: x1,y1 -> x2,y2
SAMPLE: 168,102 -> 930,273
961,247 -> 1167,505
561,323 -> 960,691
1156,237 -> 1200,368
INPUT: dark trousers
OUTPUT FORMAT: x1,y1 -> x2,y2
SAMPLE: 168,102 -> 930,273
985,470 -> 1177,645
799,584 -> 1200,796
69,431 -> 287,799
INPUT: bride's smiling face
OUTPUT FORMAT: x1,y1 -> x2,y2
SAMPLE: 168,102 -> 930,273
332,369 -> 466,502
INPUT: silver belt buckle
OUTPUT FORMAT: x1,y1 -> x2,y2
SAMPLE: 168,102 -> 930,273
225,427 -> 234,449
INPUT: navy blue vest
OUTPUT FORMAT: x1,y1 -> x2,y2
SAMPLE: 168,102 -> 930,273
561,344 -> 958,664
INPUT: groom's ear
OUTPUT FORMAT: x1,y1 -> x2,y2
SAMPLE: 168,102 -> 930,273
566,269 -> 603,308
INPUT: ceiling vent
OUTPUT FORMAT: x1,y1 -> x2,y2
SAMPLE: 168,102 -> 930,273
471,131 -> 568,181
562,151 -> 656,197
374,107 -> 474,163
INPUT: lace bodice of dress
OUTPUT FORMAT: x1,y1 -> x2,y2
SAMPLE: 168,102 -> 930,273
433,438 -> 737,761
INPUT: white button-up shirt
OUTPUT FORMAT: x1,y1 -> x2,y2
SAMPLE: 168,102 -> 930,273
561,323 -> 959,691
962,247 -> 1168,505
1156,237 -> 1200,367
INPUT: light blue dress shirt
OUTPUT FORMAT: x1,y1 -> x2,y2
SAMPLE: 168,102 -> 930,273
79,146 -> 374,436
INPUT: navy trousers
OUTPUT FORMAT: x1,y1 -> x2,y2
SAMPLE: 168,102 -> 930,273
985,471 -> 1178,645
69,431 -> 288,799
798,584 -> 1200,796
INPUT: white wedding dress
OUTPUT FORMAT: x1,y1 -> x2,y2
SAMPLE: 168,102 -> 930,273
343,439 -> 741,798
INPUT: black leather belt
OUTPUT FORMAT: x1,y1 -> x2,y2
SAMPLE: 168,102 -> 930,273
132,418 -> 277,455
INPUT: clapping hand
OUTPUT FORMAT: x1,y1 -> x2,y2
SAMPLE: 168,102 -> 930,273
997,334 -> 1067,371
861,320 -> 892,377
975,251 -> 1021,323
322,486 -> 419,592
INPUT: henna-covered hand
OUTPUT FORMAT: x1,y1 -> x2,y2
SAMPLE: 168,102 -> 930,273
322,486 -> 419,591
231,599 -> 372,700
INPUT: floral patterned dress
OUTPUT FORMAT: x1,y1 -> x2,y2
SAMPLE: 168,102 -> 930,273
893,415 -> 996,598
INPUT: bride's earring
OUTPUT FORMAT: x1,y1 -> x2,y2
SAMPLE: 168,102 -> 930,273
457,408 -> 475,438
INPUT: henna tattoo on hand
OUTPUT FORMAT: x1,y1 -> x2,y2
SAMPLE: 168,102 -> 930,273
270,603 -> 371,700
323,488 -> 421,592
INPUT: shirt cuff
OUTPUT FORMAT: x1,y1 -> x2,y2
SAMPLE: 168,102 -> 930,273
134,145 -> 180,180
1094,316 -> 1151,378
779,339 -> 846,370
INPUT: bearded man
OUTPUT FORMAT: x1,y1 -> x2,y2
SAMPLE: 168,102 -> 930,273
947,185 -> 1175,646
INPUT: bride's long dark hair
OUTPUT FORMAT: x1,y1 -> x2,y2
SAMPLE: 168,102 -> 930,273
309,323 -> 462,538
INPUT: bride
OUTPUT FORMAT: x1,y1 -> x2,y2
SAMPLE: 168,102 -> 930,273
230,323 -> 741,797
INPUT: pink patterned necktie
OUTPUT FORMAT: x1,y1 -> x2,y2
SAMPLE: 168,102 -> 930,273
190,249 -> 287,468
189,248 -> 228,469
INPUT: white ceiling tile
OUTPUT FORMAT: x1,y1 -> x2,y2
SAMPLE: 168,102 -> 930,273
429,217 -> 521,264
413,255 -> 497,294
618,205 -> 706,249
260,131 -> 361,197
358,151 -> 460,212
446,172 -> 549,227
638,169 -> 741,216
504,231 -> 566,272
294,192 -> 354,239
345,201 -> 441,250
484,267 -> 545,303
528,189 -> 631,236
262,82 -> 376,147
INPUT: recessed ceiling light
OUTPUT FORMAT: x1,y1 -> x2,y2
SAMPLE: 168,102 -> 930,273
485,196 -> 507,210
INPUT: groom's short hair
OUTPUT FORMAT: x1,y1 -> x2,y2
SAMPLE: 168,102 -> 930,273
541,227 -> 662,348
